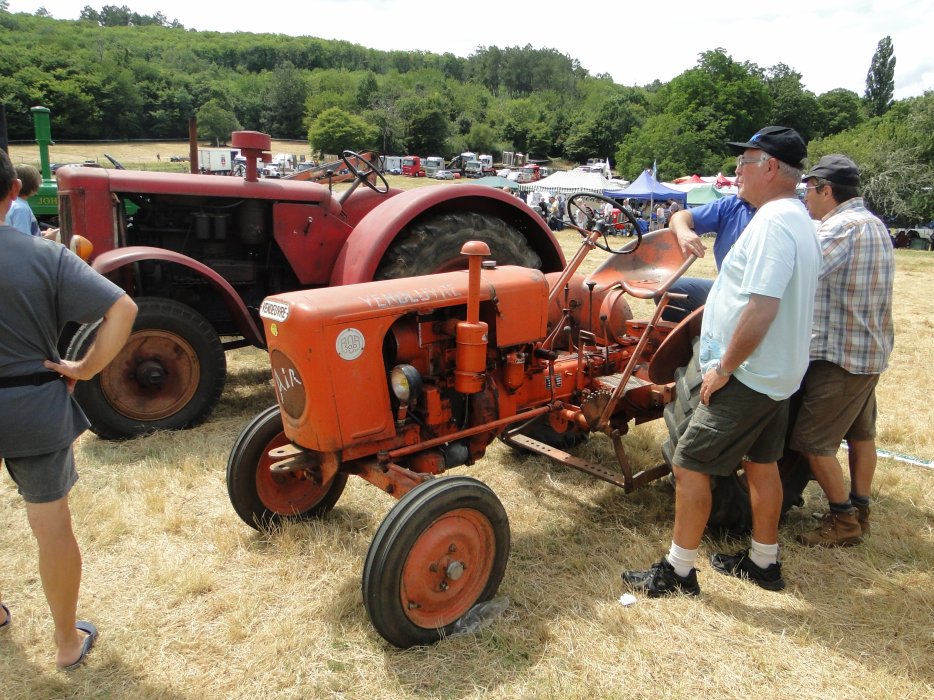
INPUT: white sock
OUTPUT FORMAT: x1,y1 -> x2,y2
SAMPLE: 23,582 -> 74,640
749,538 -> 779,569
666,541 -> 698,577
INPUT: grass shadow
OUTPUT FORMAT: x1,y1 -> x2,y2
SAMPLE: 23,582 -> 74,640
0,634 -> 193,700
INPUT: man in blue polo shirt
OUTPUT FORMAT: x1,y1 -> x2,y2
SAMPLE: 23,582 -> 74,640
662,194 -> 755,321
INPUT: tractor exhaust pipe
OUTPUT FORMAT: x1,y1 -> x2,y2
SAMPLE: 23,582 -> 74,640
231,131 -> 272,183
454,241 -> 490,394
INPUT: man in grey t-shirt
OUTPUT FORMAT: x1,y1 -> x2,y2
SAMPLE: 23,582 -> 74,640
0,149 -> 137,670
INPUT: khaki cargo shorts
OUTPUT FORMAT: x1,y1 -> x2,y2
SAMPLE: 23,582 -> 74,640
789,360 -> 879,456
673,377 -> 789,476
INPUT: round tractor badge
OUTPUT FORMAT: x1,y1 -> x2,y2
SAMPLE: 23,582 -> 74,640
336,328 -> 365,361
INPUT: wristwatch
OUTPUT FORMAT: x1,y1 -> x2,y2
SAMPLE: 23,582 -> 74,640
715,360 -> 732,377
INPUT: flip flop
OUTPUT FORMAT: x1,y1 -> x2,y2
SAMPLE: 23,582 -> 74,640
0,603 -> 9,630
59,620 -> 98,671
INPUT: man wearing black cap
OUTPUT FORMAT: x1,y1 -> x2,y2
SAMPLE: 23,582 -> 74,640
623,126 -> 820,597
790,154 -> 894,547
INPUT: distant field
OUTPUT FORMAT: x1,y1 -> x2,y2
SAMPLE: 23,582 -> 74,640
7,139 -> 312,171
6,141 -> 469,192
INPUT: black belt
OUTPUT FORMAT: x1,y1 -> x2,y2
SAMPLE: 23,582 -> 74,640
0,372 -> 63,388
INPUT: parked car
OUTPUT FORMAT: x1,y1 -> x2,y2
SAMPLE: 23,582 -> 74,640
433,169 -> 455,180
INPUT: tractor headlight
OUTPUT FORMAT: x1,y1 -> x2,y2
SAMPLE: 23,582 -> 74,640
390,364 -> 422,405
69,234 -> 94,262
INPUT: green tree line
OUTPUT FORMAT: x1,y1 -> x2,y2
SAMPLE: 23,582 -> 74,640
1,8 -> 931,223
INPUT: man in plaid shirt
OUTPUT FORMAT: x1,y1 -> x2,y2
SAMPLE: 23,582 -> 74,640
790,154 -> 895,546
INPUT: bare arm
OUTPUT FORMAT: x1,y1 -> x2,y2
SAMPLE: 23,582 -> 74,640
44,294 -> 138,391
668,209 -> 706,259
700,293 -> 780,405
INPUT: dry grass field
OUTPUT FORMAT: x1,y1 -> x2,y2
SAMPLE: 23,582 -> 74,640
1,145 -> 932,699
6,139 -> 314,171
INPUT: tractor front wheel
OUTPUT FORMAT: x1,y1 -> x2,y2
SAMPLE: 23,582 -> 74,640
362,476 -> 510,648
67,297 -> 226,439
227,405 -> 347,529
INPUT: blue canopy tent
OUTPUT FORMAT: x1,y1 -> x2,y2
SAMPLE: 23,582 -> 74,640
604,169 -> 688,204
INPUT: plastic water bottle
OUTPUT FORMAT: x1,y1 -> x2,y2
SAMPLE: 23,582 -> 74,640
448,596 -> 510,638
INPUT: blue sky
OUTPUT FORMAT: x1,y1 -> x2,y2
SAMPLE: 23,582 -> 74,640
11,0 -> 932,100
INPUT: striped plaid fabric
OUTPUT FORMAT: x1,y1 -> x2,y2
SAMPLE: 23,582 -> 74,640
810,198 -> 894,374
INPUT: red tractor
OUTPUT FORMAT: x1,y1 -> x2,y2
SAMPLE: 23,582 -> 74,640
55,133 -> 564,439
227,193 -> 813,647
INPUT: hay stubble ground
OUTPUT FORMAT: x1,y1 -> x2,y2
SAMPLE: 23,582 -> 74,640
1,144 -> 932,699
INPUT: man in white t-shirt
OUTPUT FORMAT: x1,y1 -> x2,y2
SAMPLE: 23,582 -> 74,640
623,126 -> 820,597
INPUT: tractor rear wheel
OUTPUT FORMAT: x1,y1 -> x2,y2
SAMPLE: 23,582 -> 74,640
662,341 -> 812,535
67,297 -> 226,440
227,405 -> 347,529
362,476 -> 510,648
374,211 -> 541,279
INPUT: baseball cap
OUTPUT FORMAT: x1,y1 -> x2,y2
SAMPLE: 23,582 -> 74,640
802,154 -> 860,186
728,126 -> 807,169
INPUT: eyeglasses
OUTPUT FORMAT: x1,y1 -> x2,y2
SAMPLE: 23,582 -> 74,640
803,183 -> 825,190
735,154 -> 772,170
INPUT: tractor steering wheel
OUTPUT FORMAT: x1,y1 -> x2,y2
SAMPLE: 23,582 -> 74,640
341,150 -> 389,194
104,153 -> 126,170
566,192 -> 642,254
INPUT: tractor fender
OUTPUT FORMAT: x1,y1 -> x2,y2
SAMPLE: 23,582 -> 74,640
91,246 -> 265,347
648,305 -> 705,385
329,184 -> 566,286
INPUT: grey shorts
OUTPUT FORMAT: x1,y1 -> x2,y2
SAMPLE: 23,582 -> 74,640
673,377 -> 789,476
789,360 -> 879,456
3,445 -> 78,504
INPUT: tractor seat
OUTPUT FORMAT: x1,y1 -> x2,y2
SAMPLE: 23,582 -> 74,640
584,227 -> 695,299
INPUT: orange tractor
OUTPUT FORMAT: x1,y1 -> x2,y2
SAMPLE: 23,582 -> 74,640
226,194 -> 810,647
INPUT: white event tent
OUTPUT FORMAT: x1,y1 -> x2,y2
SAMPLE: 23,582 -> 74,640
518,170 -> 629,196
